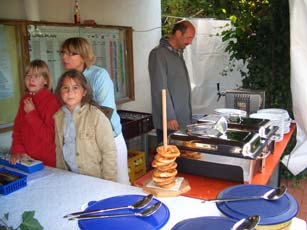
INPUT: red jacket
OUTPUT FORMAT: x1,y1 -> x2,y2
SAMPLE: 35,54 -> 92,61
11,88 -> 61,167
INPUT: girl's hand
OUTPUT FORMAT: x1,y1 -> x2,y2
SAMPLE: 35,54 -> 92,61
9,153 -> 28,165
24,98 -> 35,113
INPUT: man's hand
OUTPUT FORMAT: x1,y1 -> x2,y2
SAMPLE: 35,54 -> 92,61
167,120 -> 179,130
24,98 -> 35,113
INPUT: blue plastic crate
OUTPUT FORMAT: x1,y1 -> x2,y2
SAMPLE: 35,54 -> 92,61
0,168 -> 27,195
0,157 -> 44,173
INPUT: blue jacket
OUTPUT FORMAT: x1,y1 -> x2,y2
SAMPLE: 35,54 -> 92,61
83,65 -> 122,137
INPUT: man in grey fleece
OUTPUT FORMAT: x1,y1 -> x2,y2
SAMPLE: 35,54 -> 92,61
148,20 -> 196,143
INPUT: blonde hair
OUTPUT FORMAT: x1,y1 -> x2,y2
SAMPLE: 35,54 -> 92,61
61,37 -> 96,68
25,59 -> 52,90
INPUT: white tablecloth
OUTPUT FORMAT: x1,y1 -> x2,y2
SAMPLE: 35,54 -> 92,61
0,167 -> 306,230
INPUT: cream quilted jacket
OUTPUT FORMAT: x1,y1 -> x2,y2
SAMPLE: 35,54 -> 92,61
54,104 -> 117,181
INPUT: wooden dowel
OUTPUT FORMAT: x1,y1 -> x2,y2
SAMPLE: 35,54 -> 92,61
162,89 -> 167,150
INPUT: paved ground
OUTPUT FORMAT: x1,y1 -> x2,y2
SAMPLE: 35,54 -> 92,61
281,177 -> 307,221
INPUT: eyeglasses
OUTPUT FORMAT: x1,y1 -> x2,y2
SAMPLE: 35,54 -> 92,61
60,50 -> 79,57
60,85 -> 83,93
25,74 -> 43,80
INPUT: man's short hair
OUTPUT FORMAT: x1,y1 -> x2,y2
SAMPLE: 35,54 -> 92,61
172,20 -> 192,35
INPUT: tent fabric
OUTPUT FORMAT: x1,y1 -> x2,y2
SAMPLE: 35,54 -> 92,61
281,0 -> 307,175
184,18 -> 243,115
183,16 -> 307,176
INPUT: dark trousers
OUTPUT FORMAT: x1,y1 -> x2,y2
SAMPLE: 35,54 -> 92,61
156,129 -> 175,144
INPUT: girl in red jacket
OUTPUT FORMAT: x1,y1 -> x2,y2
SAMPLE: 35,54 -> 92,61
10,60 -> 61,167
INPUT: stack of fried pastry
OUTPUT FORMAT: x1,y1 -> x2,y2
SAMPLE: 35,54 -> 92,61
151,145 -> 180,188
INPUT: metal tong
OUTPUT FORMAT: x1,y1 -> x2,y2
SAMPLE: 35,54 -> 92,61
68,202 -> 162,221
63,194 -> 153,219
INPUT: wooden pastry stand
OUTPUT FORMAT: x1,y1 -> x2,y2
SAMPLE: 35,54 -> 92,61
135,123 -> 296,200
143,90 -> 191,197
142,177 -> 191,197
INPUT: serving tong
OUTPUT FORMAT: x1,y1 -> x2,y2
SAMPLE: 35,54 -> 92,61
204,185 -> 287,203
68,201 -> 162,220
64,194 -> 156,220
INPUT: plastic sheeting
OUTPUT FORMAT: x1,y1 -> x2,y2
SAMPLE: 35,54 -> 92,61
184,18 -> 244,114
281,0 -> 307,175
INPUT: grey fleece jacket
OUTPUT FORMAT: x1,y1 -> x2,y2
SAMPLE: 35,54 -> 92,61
148,37 -> 192,130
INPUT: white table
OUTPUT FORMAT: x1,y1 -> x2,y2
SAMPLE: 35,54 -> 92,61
0,167 -> 306,230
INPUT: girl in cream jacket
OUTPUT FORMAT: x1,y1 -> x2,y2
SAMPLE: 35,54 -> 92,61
54,69 -> 117,181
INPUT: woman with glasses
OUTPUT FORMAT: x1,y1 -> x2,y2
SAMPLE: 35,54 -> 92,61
54,70 -> 117,181
10,60 -> 61,167
60,37 -> 129,184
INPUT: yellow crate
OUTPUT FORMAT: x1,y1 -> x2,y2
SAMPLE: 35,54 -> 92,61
128,150 -> 146,184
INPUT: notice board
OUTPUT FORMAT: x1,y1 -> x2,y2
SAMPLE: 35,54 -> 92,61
0,22 -> 24,132
0,20 -> 134,132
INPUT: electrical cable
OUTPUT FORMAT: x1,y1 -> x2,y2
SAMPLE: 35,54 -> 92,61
133,26 -> 161,33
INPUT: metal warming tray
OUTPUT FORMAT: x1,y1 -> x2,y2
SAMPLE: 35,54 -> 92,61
227,117 -> 277,139
198,114 -> 277,139
169,123 -> 277,183
169,128 -> 267,159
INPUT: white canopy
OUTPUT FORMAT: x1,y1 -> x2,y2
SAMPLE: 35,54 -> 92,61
281,0 -> 307,175
184,18 -> 243,115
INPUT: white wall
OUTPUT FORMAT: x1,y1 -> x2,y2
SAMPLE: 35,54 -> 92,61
0,0 -> 161,148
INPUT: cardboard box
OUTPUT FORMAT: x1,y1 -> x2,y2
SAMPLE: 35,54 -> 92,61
128,150 -> 146,184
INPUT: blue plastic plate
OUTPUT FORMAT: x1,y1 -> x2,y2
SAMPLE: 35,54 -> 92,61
78,194 -> 170,230
216,184 -> 298,225
171,216 -> 237,230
